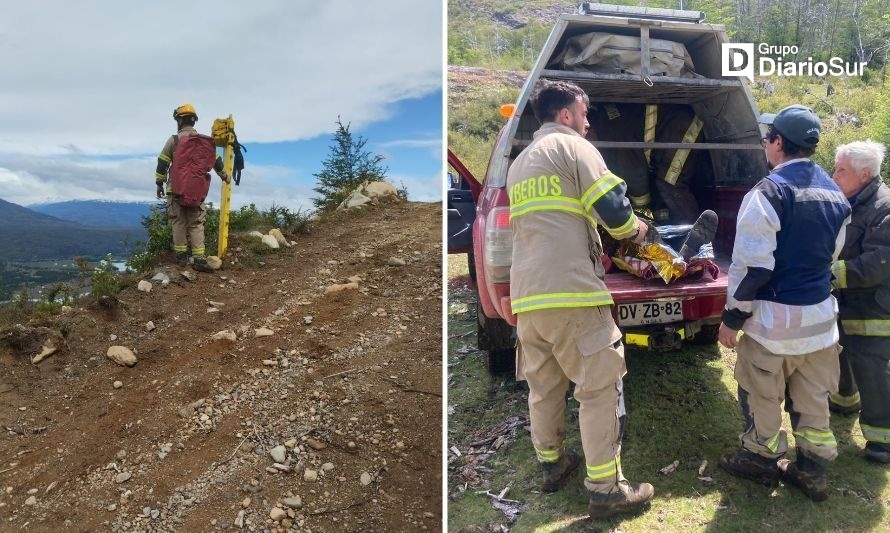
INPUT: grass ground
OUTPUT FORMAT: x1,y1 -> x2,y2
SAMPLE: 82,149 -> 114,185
447,254 -> 890,532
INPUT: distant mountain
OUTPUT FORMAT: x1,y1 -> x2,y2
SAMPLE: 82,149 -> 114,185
0,199 -> 142,262
29,200 -> 154,228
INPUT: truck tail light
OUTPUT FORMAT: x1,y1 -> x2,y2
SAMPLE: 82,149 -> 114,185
485,206 -> 512,283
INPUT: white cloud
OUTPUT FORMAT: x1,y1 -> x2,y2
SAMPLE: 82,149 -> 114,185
0,152 -> 440,211
0,155 -> 317,211
0,1 -> 442,155
389,171 -> 444,203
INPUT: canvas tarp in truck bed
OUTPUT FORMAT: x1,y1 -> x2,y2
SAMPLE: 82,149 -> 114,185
549,32 -> 703,78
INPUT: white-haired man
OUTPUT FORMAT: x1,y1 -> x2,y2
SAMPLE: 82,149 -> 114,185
829,139 -> 890,464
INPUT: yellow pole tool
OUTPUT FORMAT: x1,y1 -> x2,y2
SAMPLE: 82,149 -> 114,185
217,114 -> 235,258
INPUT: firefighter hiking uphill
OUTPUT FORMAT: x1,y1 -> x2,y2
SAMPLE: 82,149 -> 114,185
155,103 -> 230,272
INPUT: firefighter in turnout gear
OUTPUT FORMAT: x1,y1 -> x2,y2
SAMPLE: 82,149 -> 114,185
587,102 -> 704,225
829,139 -> 890,464
155,104 -> 229,272
507,80 -> 657,519
718,105 -> 851,501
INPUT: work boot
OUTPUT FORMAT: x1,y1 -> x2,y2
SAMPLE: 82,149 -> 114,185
719,449 -> 780,486
175,252 -> 189,267
541,450 -> 580,493
864,442 -> 890,464
192,256 -> 214,273
778,451 -> 828,501
640,222 -> 664,246
587,479 -> 654,519
828,392 -> 861,416
679,209 -> 718,260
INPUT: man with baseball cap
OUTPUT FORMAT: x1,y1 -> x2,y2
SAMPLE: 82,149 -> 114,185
717,104 -> 851,501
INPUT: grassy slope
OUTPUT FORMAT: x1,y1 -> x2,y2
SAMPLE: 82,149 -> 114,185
447,255 -> 890,532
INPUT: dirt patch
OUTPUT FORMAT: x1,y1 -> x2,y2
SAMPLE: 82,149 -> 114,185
0,202 -> 441,531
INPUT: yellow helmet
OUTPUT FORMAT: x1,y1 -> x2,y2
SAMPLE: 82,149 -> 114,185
173,103 -> 198,120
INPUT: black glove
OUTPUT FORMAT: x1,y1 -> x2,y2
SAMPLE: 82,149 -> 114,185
641,223 -> 663,245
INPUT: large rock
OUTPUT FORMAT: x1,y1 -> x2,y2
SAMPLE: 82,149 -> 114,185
107,346 -> 137,367
247,230 -> 265,239
212,330 -> 237,342
206,256 -> 223,270
338,190 -> 372,210
137,280 -> 152,292
362,181 -> 398,199
282,496 -> 302,509
261,235 -> 280,249
254,327 -> 275,337
269,445 -> 287,463
268,229 -> 289,247
31,339 -> 57,365
324,282 -> 359,295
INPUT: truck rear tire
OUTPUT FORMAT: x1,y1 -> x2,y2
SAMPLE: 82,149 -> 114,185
690,324 -> 719,345
476,298 -> 516,374
484,348 -> 515,374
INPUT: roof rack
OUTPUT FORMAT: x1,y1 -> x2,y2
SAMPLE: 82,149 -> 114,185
577,3 -> 705,23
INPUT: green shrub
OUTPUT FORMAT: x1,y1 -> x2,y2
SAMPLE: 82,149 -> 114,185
91,255 -> 121,301
264,204 -> 312,235
230,203 -> 263,231
203,203 -> 219,256
34,283 -> 76,316
396,181 -> 410,201
143,203 -> 172,257
126,248 -> 154,274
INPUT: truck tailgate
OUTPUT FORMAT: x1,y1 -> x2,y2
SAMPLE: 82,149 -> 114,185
605,257 -> 731,303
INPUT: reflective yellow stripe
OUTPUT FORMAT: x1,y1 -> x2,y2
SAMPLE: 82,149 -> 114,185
829,391 -> 861,407
512,194 -> 581,209
794,428 -> 837,447
644,105 -> 657,163
605,212 -> 638,240
766,431 -> 781,453
841,319 -> 890,336
509,203 -> 597,226
155,172 -> 167,182
192,247 -> 205,256
159,154 -> 171,163
580,172 -> 623,211
174,245 -> 188,253
663,116 -> 703,185
512,291 -> 613,314
629,193 -> 651,208
834,260 -> 847,289
861,424 -> 890,443
586,458 -> 618,480
536,448 -> 560,463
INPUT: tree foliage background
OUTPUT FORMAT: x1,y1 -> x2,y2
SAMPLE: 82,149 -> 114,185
448,0 -> 890,71
313,118 -> 388,211
448,0 -> 890,180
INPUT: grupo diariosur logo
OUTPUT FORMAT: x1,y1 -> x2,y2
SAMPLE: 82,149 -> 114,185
722,43 -> 868,81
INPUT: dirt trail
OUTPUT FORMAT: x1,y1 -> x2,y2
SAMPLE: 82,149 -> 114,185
0,202 -> 442,532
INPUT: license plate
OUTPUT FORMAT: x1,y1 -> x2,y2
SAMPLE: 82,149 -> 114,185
617,300 -> 683,326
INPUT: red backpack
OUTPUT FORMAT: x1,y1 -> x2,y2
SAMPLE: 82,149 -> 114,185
170,132 -> 217,207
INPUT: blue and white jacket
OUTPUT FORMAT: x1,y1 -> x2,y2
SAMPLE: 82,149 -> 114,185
723,158 -> 851,355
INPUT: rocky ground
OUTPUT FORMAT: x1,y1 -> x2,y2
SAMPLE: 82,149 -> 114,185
0,201 -> 442,532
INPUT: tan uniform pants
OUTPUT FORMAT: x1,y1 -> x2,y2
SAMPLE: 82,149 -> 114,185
167,196 -> 207,257
734,334 -> 840,462
516,306 -> 626,493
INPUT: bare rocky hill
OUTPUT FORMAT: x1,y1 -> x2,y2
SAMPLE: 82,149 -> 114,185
0,201 -> 442,532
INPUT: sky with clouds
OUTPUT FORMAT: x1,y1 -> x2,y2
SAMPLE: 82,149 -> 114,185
0,1 -> 443,210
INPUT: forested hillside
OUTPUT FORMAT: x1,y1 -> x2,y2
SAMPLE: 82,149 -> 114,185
448,0 -> 890,71
448,0 -> 890,181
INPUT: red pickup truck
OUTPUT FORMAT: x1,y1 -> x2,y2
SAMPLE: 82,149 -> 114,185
447,4 -> 769,372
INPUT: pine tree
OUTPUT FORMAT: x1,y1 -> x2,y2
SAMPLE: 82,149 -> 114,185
312,117 -> 388,210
